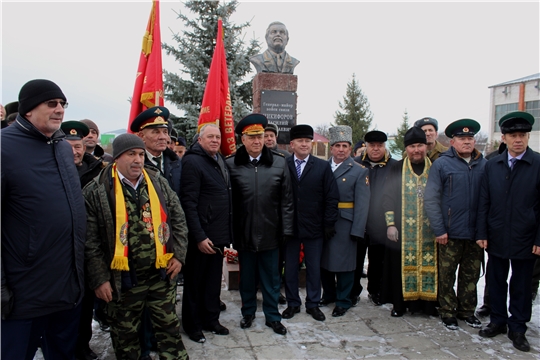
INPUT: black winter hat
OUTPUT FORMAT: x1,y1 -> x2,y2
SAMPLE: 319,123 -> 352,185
112,133 -> 146,159
404,127 -> 427,147
18,79 -> 66,115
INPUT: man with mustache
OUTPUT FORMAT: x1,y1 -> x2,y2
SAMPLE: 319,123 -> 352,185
424,119 -> 486,330
250,21 -> 300,74
83,133 -> 189,359
381,127 -> 438,318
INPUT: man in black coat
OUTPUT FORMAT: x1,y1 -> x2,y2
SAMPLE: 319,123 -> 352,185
477,111 -> 540,352
61,120 -> 106,360
282,125 -> 339,322
1,79 -> 87,359
226,114 -> 294,336
180,124 -> 232,343
351,131 -> 396,307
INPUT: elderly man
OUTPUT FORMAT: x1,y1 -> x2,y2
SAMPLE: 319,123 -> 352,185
1,79 -> 87,359
424,119 -> 486,330
381,127 -> 438,317
131,106 -> 182,196
320,126 -> 370,317
181,124 -> 232,343
351,130 -> 396,307
62,121 -> 107,187
476,111 -> 540,352
264,122 -> 291,157
80,119 -> 113,162
283,124 -> 339,322
61,120 -> 107,360
414,117 -> 448,162
250,21 -> 300,74
226,114 -> 294,335
83,133 -> 188,359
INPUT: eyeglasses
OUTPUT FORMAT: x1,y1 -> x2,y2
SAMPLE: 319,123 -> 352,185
43,100 -> 69,109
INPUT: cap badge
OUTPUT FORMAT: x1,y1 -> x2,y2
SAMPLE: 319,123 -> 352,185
155,116 -> 164,122
154,108 -> 163,115
463,127 -> 469,133
70,129 -> 77,135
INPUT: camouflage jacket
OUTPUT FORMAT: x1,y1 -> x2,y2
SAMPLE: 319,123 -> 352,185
83,164 -> 187,300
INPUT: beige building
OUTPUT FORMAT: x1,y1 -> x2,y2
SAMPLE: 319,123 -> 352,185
488,73 -> 540,152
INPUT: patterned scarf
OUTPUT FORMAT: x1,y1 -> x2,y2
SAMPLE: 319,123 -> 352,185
401,156 -> 437,301
111,164 -> 172,271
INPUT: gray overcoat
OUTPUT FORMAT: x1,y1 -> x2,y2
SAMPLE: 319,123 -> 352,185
321,156 -> 370,272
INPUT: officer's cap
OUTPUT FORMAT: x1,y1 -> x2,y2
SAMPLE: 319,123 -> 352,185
130,106 -> 170,133
445,119 -> 480,138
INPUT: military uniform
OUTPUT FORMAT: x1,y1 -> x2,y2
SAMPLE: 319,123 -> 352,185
84,135 -> 188,360
424,119 -> 486,329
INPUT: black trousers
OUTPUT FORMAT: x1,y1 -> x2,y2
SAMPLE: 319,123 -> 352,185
488,254 -> 536,333
181,241 -> 224,334
350,241 -> 368,299
366,243 -> 385,296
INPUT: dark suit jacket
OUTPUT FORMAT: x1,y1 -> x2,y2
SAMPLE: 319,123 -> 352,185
287,155 -> 339,239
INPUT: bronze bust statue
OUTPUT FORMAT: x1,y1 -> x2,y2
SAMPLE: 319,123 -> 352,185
250,21 -> 300,74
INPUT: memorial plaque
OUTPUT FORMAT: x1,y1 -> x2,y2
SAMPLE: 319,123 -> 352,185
260,90 -> 297,144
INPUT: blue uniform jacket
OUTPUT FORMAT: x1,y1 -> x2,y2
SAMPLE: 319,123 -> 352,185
424,147 -> 486,239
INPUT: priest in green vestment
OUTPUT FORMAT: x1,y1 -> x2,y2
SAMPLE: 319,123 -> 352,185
380,126 -> 438,317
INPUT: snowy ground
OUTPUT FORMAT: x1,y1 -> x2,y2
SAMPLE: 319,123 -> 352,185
34,261 -> 540,359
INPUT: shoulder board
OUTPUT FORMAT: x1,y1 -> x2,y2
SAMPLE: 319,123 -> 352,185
225,153 -> 235,159
271,150 -> 285,157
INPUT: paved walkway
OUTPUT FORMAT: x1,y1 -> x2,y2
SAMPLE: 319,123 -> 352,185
44,276 -> 539,360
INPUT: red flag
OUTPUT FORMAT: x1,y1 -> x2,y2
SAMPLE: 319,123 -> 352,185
198,18 -> 236,155
128,0 -> 164,133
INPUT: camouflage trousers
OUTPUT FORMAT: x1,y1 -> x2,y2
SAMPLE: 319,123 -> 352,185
107,274 -> 188,360
437,238 -> 483,318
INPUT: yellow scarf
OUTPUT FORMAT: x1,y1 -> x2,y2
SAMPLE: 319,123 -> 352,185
111,164 -> 173,271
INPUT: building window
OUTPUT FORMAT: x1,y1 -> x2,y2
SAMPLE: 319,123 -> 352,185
525,100 -> 540,131
494,103 -> 518,131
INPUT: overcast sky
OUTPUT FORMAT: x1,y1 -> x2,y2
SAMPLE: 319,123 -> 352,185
2,1 -> 539,137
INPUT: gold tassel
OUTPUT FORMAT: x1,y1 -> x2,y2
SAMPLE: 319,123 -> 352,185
111,256 -> 130,271
156,253 -> 174,269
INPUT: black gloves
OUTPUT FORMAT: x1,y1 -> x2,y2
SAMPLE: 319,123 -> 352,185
324,226 -> 336,241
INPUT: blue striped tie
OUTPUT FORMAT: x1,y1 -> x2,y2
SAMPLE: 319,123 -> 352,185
295,159 -> 304,179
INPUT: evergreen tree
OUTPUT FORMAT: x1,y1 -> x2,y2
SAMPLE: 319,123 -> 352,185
389,109 -> 409,154
163,0 -> 260,141
333,73 -> 373,143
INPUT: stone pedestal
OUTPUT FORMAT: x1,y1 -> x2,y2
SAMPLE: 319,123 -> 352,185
252,73 -> 298,145
252,73 -> 298,113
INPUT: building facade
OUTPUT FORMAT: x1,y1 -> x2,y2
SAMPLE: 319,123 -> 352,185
488,73 -> 540,152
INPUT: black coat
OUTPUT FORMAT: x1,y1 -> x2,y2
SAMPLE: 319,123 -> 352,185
476,148 -> 540,259
286,155 -> 339,239
180,143 -> 232,246
226,145 -> 294,252
79,152 -> 106,188
145,147 -> 182,197
356,152 -> 397,245
1,115 -> 87,319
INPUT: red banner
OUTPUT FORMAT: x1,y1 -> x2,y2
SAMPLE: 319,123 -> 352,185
128,0 -> 164,133
198,18 -> 236,155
